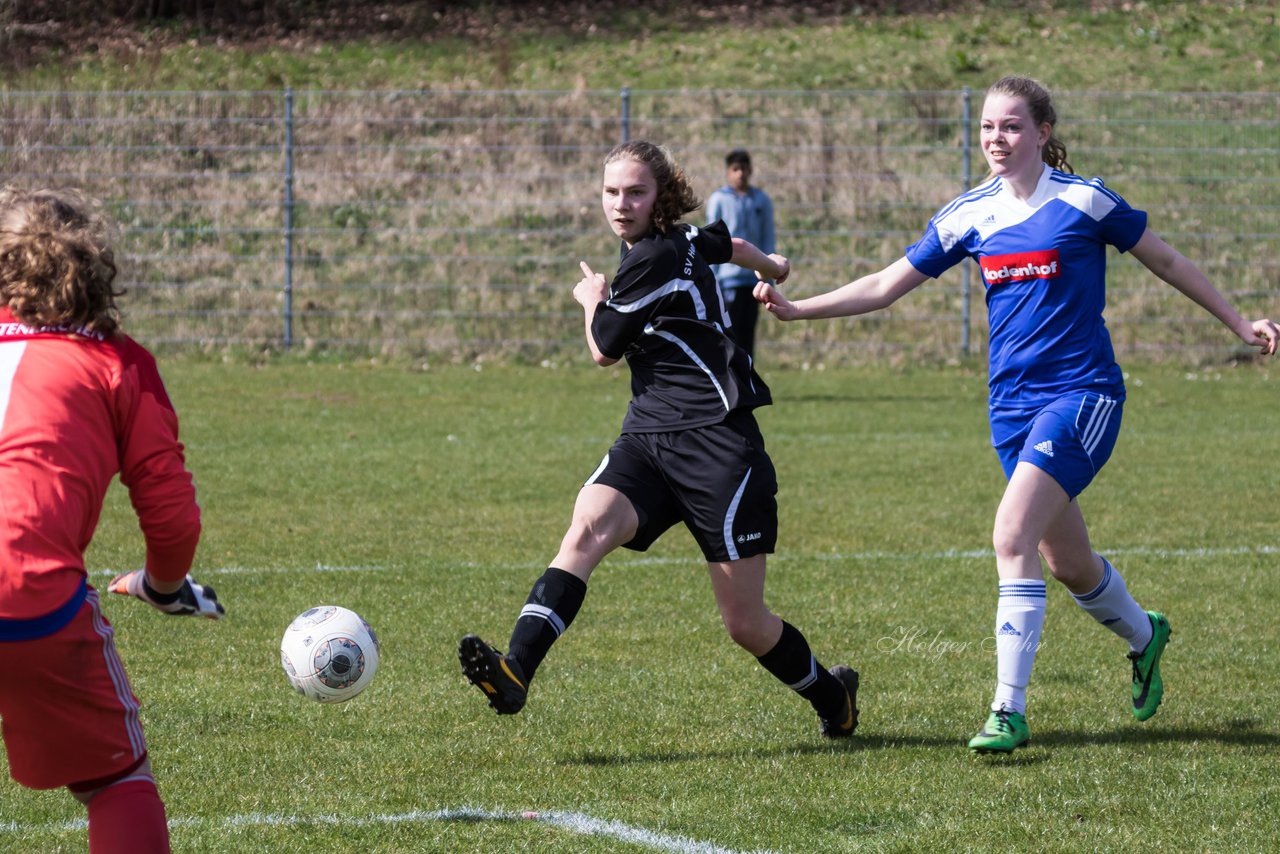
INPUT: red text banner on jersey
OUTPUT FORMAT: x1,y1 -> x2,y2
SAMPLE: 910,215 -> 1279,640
980,249 -> 1061,285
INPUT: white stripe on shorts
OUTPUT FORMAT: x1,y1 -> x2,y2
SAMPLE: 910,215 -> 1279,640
722,467 -> 752,561
1079,394 -> 1116,457
584,452 -> 610,485
87,590 -> 146,760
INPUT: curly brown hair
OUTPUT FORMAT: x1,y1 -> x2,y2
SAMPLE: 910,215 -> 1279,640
0,186 -> 123,335
603,140 -> 701,233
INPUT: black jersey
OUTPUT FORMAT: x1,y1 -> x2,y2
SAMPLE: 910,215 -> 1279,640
591,220 -> 772,433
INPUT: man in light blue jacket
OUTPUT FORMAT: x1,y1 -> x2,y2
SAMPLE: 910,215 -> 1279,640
706,148 -> 776,360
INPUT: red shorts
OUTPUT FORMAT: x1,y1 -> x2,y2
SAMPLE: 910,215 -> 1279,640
0,588 -> 147,790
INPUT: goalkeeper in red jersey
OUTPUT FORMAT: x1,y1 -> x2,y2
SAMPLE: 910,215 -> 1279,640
0,187 -> 223,854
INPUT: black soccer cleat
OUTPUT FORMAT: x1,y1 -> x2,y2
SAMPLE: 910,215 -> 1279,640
458,634 -> 528,715
819,665 -> 860,739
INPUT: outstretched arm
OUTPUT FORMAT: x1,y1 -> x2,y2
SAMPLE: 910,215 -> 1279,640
753,256 -> 929,321
574,261 -> 618,366
1130,228 -> 1278,355
729,237 -> 789,284
109,571 -> 225,619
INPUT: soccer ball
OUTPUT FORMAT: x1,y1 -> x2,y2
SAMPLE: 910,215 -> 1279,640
280,606 -> 380,703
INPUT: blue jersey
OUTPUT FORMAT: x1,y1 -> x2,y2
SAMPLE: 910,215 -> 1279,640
905,164 -> 1147,407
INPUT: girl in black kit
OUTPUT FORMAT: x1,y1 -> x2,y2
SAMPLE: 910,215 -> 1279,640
460,140 -> 859,739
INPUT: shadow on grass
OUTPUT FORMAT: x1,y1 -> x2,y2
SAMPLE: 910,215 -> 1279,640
1032,718 -> 1280,749
559,733 -> 965,766
560,719 -> 1280,766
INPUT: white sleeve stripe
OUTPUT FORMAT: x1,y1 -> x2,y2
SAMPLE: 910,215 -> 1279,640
606,278 -> 708,322
933,177 -> 1001,222
1050,171 -> 1127,207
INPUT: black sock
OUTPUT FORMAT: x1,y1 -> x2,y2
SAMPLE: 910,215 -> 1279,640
755,621 -> 845,718
506,567 -> 587,681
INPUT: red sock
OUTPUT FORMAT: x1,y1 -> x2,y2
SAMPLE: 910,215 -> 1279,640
86,778 -> 171,854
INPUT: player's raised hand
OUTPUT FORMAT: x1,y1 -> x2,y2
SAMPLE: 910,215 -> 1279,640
754,280 -> 801,321
574,261 -> 608,308
1244,317 -> 1279,356
109,571 -> 225,619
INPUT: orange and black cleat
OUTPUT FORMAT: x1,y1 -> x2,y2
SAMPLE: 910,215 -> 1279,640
819,665 -> 860,739
458,634 -> 528,715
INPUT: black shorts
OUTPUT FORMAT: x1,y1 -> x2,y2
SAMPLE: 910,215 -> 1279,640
585,411 -> 778,562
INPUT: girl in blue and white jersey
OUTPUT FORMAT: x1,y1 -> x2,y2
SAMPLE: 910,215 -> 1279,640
754,75 -> 1277,754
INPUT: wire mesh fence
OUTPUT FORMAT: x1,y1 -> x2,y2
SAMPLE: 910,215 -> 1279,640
0,88 -> 1275,363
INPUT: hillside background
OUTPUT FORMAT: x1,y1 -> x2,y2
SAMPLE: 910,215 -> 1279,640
1,1 -> 1275,362
5,1 -> 1274,93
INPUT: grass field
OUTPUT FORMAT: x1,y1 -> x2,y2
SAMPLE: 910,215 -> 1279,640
1,357 -> 1276,852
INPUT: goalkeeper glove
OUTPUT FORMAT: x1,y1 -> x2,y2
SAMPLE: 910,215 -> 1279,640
108,571 -> 225,619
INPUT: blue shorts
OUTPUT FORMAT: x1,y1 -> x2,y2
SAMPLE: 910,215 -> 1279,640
990,392 -> 1124,499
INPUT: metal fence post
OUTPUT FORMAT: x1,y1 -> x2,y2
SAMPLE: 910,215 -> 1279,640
960,86 -> 972,358
283,87 -> 296,350
620,86 -> 630,143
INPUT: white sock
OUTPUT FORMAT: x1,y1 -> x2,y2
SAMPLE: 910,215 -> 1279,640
991,579 -> 1046,715
1071,558 -> 1153,653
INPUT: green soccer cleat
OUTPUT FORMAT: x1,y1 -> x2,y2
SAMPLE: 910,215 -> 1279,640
1128,610 -> 1171,722
968,707 -> 1030,754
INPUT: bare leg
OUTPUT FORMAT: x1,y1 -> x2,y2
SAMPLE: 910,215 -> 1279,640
1038,499 -> 1105,594
706,553 -> 782,656
549,483 -> 639,583
707,554 -> 852,732
991,462 -> 1074,580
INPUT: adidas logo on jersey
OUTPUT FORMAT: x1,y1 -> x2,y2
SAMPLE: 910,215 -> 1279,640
1034,440 -> 1054,457
980,214 -> 996,225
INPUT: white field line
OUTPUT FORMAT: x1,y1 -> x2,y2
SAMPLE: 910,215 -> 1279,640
87,544 -> 1279,578
1,807 -> 780,854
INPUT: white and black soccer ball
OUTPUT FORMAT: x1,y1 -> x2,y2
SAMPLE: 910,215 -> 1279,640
280,605 -> 380,703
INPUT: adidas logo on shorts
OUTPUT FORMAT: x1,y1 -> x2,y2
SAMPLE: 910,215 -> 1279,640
1033,440 -> 1054,457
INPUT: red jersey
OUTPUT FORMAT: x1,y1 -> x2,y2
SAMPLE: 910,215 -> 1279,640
0,307 -> 200,633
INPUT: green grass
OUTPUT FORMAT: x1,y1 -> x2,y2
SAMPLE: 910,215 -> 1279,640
1,359 -> 1277,852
